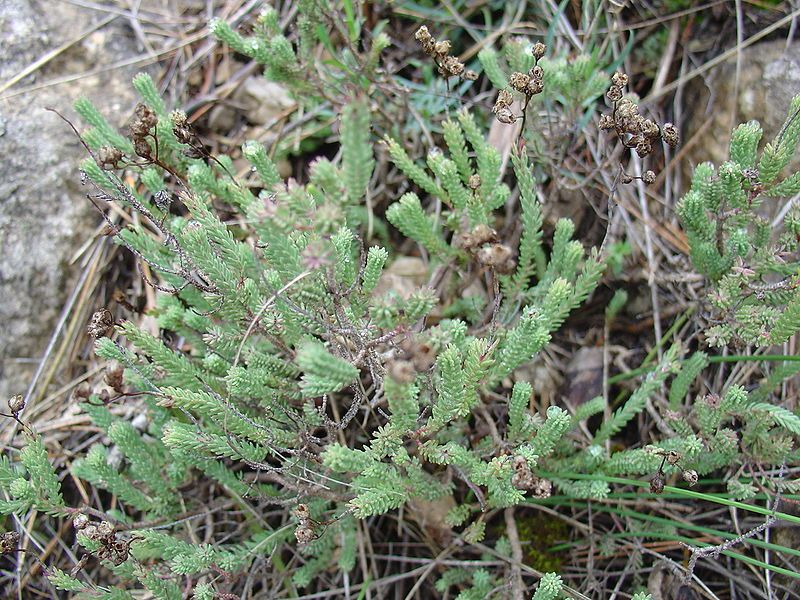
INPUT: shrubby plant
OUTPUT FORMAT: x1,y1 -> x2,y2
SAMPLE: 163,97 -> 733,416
2,8 -> 800,600
676,99 -> 800,348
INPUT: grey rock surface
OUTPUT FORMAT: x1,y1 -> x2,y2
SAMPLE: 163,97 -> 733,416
684,40 -> 800,177
0,0 -> 143,399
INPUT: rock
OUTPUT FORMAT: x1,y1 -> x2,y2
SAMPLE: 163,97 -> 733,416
236,76 -> 294,126
373,256 -> 429,299
683,40 -> 800,181
0,1 -> 144,399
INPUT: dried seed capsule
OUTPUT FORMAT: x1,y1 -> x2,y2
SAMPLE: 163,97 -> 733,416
493,89 -> 513,111
477,243 -> 514,269
434,40 -> 451,56
72,514 -> 90,530
0,531 -> 20,554
468,174 -> 481,190
526,80 -> 544,96
635,138 -> 652,158
293,504 -> 310,520
621,173 -> 634,184
96,521 -> 115,539
87,309 -> 114,339
414,26 -> 432,44
509,72 -> 531,93
441,56 -> 464,77
98,146 -> 123,170
295,524 -> 315,544
532,42 -> 546,59
640,119 -> 660,140
606,85 -> 623,102
463,69 -> 478,81
133,137 -> 152,159
642,170 -> 657,184
529,65 -> 544,80
682,469 -> 698,486
611,71 -> 629,88
661,122 -> 679,147
495,107 -> 517,124
599,114 -> 615,130
650,472 -> 665,494
133,103 -> 158,131
7,394 -> 25,415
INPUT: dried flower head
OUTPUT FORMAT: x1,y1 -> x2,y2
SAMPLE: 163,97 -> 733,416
477,243 -> 515,274
73,514 -> 90,530
661,122 -> 679,147
295,524 -> 315,544
414,26 -> 432,44
635,138 -> 652,158
606,85 -> 623,102
171,110 -> 193,144
611,71 -> 629,88
642,170 -> 657,185
294,503 -> 311,521
98,146 -> 123,170
463,69 -> 478,81
526,79 -> 544,96
493,89 -> 514,115
640,119 -> 660,140
133,137 -> 153,160
650,472 -> 665,494
495,107 -> 517,125
0,531 -> 20,555
434,40 -> 451,56
130,103 -> 157,138
598,114 -> 614,130
508,72 -> 531,93
105,366 -> 125,394
88,309 -> 114,339
532,42 -> 546,60
440,56 -> 465,77
682,469 -> 698,486
7,394 -> 25,415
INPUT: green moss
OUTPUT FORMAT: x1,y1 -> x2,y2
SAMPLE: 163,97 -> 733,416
514,512 -> 569,573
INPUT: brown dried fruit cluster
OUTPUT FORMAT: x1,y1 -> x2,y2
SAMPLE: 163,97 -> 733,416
415,26 -> 477,81
492,89 -> 516,124
648,449 -> 697,494
129,103 -> 158,160
599,72 -> 679,185
510,455 -> 551,498
492,43 -> 546,126
293,503 -> 317,545
170,110 -> 206,160
73,515 -> 131,566
456,224 -> 516,274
